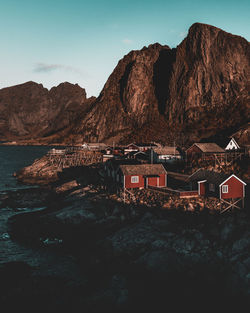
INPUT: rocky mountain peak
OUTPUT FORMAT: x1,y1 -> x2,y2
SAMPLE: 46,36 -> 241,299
77,23 -> 248,144
0,82 -> 90,140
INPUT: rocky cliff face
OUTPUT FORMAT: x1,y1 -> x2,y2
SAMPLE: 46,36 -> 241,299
166,23 -> 250,141
75,23 -> 249,144
1,23 -> 249,145
73,43 -> 172,143
0,81 -> 91,140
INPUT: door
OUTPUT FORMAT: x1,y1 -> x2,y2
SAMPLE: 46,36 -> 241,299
198,181 -> 206,196
148,177 -> 158,187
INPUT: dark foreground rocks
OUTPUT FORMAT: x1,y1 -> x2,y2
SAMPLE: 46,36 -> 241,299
6,194 -> 250,312
2,165 -> 250,313
0,187 -> 54,209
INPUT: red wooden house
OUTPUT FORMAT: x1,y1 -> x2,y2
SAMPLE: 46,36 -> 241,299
189,169 -> 246,211
118,164 -> 167,189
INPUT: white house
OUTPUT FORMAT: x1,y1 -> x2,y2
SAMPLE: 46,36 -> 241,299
152,146 -> 182,163
225,138 -> 240,151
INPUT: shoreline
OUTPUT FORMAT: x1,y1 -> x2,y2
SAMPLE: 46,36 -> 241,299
0,142 -> 68,146
1,151 -> 249,312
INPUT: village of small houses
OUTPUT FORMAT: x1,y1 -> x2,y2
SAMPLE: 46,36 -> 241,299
47,137 -> 250,214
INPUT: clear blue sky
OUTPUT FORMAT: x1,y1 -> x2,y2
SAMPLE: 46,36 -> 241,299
0,0 -> 249,97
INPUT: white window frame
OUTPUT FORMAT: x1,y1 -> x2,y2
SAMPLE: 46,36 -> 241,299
222,185 -> 228,193
131,176 -> 139,183
209,183 -> 215,192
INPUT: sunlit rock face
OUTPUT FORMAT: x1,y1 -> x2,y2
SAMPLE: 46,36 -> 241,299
166,23 -> 250,141
1,23 -> 249,145
76,23 -> 249,144
73,43 -> 172,143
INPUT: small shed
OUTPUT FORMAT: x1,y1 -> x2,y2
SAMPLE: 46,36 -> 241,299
118,164 -> 167,189
124,143 -> 140,154
48,148 -> 65,156
136,143 -> 158,152
126,151 -> 149,163
186,143 -> 225,160
82,143 -> 108,151
152,146 -> 182,162
124,143 -> 158,153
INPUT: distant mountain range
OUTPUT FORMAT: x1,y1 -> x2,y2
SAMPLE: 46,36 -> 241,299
0,23 -> 249,146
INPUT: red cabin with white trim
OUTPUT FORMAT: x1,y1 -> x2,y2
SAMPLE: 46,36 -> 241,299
118,164 -> 167,189
219,174 -> 246,199
189,169 -> 246,200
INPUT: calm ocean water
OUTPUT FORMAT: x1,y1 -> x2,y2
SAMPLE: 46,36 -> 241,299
0,145 -> 51,191
0,146 -> 81,280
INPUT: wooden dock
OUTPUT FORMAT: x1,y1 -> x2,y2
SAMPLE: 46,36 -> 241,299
47,150 -> 103,169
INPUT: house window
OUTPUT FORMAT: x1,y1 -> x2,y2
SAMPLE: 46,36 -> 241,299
209,183 -> 215,192
131,176 -> 139,183
222,185 -> 228,193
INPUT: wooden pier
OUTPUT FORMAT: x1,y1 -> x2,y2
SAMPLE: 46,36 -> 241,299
47,149 -> 103,169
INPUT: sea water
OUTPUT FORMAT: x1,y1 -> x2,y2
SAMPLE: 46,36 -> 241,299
0,146 -> 81,280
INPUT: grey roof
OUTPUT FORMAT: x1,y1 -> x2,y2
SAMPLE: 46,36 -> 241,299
153,146 -> 180,155
119,164 -> 167,176
126,143 -> 158,148
189,143 -> 225,153
188,169 -> 228,185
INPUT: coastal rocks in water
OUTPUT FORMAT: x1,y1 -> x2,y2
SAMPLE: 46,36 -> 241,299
0,187 -> 52,209
8,193 -> 129,246
15,155 -> 60,185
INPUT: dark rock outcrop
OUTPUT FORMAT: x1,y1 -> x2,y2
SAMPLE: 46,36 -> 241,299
8,198 -> 250,312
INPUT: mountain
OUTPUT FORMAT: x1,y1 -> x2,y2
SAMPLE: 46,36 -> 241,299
1,23 -> 249,145
0,81 -> 93,141
74,23 -> 249,145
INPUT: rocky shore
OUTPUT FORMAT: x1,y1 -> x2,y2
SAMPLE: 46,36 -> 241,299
0,158 -> 249,313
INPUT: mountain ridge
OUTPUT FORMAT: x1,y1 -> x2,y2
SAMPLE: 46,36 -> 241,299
0,81 -> 94,141
1,22 -> 249,145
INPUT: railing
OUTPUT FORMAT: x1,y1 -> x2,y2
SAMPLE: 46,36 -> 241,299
147,185 -> 179,195
179,190 -> 198,198
147,185 -> 198,198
